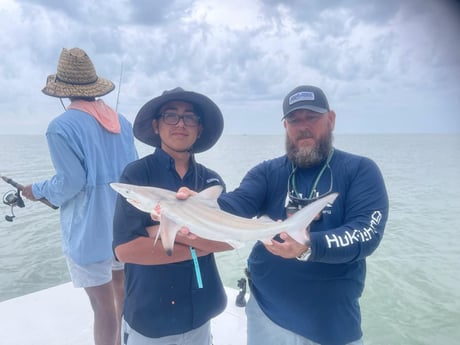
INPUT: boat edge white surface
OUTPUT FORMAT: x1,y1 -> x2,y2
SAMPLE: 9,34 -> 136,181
0,283 -> 247,345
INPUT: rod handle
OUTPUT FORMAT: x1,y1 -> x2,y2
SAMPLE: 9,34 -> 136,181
1,176 -> 59,210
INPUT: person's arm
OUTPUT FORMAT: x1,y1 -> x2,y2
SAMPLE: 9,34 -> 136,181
175,229 -> 234,252
311,158 -> 388,263
115,236 -> 201,265
115,222 -> 231,265
266,157 -> 389,263
113,190 -> 202,265
30,132 -> 86,206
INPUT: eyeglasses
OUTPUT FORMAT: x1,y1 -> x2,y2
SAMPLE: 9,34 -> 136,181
160,112 -> 200,127
285,150 -> 334,218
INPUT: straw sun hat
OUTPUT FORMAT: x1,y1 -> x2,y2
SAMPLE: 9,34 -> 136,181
42,47 -> 115,98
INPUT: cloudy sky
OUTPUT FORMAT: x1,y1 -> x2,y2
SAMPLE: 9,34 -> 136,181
0,0 -> 459,135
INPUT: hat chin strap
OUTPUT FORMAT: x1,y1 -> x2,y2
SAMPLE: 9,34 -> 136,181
161,142 -> 194,155
59,98 -> 67,111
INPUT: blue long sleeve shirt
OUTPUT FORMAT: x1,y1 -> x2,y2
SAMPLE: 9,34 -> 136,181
218,149 -> 389,345
32,108 -> 138,265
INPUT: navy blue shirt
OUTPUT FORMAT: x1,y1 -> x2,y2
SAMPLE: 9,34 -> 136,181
219,149 -> 389,345
113,149 -> 227,338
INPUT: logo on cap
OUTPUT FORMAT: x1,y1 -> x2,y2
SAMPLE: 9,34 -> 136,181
289,91 -> 315,105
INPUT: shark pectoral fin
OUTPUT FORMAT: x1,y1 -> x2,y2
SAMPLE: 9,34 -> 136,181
159,214 -> 180,256
152,225 -> 161,250
150,205 -> 161,221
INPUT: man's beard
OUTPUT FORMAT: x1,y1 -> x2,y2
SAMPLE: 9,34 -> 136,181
286,130 -> 333,168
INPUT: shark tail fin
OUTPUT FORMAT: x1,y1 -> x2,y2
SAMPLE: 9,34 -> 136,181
285,193 -> 339,245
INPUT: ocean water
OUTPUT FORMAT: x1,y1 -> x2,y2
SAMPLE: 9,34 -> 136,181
0,133 -> 459,344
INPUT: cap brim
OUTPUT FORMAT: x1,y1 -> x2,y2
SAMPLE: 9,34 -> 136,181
282,105 -> 328,119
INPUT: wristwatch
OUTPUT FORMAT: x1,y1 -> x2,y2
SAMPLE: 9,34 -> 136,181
296,247 -> 312,261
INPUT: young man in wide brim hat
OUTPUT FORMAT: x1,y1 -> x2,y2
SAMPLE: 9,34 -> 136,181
133,87 -> 224,153
22,47 -> 138,345
113,87 -> 232,344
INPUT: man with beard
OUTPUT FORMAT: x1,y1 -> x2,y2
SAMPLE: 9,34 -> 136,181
178,85 -> 389,345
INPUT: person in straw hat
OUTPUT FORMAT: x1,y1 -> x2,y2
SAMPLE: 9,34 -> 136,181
112,87 -> 232,344
22,47 -> 138,345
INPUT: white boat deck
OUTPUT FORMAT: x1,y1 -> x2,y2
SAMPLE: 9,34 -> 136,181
0,283 -> 247,345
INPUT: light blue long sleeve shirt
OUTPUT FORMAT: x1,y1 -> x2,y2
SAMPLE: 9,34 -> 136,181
32,108 -> 138,265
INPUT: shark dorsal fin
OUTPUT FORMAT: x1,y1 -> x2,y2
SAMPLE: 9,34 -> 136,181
196,185 -> 223,200
193,185 -> 223,209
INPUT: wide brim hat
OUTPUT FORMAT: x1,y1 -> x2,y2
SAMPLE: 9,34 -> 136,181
134,87 -> 224,153
42,48 -> 115,98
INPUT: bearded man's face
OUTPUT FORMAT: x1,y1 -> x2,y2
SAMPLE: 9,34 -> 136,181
283,109 -> 335,167
285,129 -> 333,167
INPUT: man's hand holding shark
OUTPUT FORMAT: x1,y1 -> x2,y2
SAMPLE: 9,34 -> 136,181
174,187 -> 325,260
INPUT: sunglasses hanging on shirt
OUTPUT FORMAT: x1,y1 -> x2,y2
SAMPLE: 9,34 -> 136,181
285,149 -> 334,218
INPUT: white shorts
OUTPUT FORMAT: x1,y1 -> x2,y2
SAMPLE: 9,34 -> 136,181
65,256 -> 124,288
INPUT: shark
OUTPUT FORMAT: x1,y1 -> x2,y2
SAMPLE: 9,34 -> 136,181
110,182 -> 338,256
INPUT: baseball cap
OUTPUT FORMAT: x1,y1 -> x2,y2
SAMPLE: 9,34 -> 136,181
282,85 -> 330,118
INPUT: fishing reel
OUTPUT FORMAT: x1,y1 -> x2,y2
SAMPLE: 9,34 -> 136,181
2,188 -> 25,222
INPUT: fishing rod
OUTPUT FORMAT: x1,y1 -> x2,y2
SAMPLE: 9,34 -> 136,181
115,60 -> 123,111
1,175 -> 58,222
